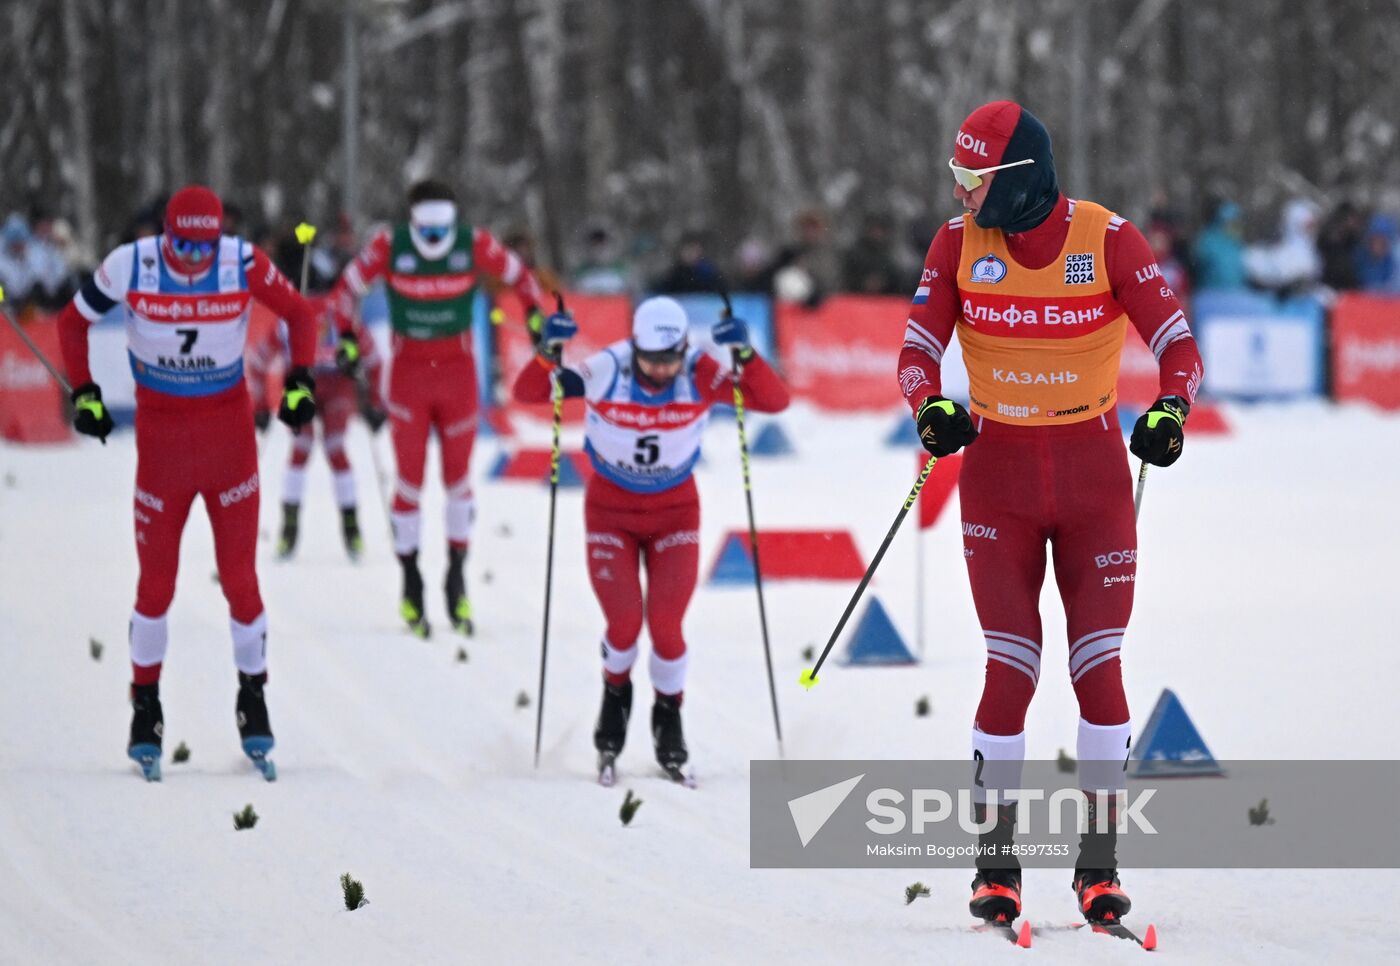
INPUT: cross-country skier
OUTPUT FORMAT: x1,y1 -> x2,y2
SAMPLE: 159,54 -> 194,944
328,180 -> 545,638
896,102 -> 1204,925
247,292 -> 385,561
512,296 -> 790,782
55,184 -> 321,781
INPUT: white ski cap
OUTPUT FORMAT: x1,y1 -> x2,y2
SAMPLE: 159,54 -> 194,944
631,296 -> 690,352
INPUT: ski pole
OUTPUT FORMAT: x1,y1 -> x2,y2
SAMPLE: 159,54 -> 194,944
294,222 -> 317,294
1132,460 -> 1149,521
533,291 -> 568,768
720,290 -> 783,755
800,454 -> 939,690
0,290 -> 73,394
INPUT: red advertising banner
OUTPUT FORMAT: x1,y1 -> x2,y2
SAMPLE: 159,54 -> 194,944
0,315 -> 72,443
1332,292 -> 1400,410
1116,328 -> 1164,407
918,452 -> 961,529
494,291 -> 633,424
776,295 -> 909,410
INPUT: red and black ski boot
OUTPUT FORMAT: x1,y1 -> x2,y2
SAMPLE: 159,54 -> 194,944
1072,868 -> 1132,922
969,868 -> 1022,923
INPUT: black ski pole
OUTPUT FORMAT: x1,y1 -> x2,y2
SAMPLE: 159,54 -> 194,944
533,292 -> 568,768
800,454 -> 939,690
1132,461 -> 1149,520
720,291 -> 783,754
294,222 -> 317,294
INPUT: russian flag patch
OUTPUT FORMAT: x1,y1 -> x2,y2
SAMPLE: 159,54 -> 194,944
913,286 -> 930,305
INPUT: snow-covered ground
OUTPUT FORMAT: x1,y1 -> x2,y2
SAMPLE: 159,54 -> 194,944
1,401 -> 1397,964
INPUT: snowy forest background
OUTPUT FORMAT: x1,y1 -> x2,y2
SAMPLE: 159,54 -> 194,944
5,0 -> 1400,269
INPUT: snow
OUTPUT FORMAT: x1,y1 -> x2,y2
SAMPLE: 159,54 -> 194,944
1,400 -> 1398,964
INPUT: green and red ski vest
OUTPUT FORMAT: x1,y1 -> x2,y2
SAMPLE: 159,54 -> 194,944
385,224 -> 477,339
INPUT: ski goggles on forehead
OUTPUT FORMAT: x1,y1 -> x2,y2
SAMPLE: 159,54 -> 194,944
633,343 -> 686,365
169,235 -> 216,259
947,156 -> 1035,191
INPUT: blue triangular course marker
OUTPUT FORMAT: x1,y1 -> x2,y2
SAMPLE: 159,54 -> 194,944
707,533 -> 753,585
488,450 -> 511,479
1118,407 -> 1143,436
841,597 -> 917,666
552,455 -> 585,488
750,421 -> 795,456
1130,688 -> 1224,777
884,414 -> 921,448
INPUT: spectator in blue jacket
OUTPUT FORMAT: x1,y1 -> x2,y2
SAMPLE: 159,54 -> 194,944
1191,200 -> 1248,292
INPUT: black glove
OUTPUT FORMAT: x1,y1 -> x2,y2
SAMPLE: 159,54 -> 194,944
71,382 -> 114,442
277,367 -> 317,429
1129,396 -> 1188,467
253,408 -> 271,432
335,332 -> 362,378
915,395 -> 977,457
360,403 -> 388,434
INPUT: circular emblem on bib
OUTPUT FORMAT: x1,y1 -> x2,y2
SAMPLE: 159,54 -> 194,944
970,254 -> 1008,284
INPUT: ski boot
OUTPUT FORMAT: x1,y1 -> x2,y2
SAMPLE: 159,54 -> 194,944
651,693 -> 692,784
341,506 -> 364,561
1072,868 -> 1132,922
276,502 -> 300,559
128,683 -> 164,781
969,868 -> 1022,923
445,545 -> 473,636
594,679 -> 633,785
398,551 -> 430,639
969,801 -> 1021,922
236,671 -> 276,781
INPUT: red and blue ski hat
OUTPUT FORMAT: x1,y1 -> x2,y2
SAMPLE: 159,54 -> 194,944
954,101 -> 1059,234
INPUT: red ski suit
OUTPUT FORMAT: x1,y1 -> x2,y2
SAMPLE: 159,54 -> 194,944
898,194 -> 1203,735
514,344 -> 790,697
247,296 -> 383,507
57,236 -> 317,682
329,227 -> 541,555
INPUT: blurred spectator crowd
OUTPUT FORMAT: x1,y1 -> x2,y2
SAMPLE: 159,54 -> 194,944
7,190 -> 1400,317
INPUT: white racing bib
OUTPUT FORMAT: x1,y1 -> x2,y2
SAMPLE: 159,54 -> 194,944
580,341 -> 710,493
125,236 -> 253,396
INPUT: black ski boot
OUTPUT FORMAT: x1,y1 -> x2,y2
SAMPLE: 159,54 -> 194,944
276,502 -> 300,559
1072,869 -> 1132,922
594,680 -> 633,756
969,802 -> 1022,922
341,506 -> 363,561
1073,794 -> 1130,920
651,693 -> 689,777
445,545 -> 473,636
128,683 -> 164,781
236,671 -> 276,781
398,551 -> 430,639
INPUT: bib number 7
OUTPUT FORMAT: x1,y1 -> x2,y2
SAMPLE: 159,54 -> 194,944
176,328 -> 199,354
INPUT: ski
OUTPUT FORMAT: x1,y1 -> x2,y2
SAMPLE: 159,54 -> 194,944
242,737 -> 277,782
129,745 -> 161,782
1083,919 -> 1156,950
598,752 -> 618,787
660,762 -> 697,788
973,917 -> 1032,947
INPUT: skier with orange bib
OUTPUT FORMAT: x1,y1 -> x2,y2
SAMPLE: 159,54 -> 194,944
897,102 -> 1203,927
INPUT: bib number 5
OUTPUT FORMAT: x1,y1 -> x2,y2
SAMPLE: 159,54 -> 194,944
634,434 -> 659,466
